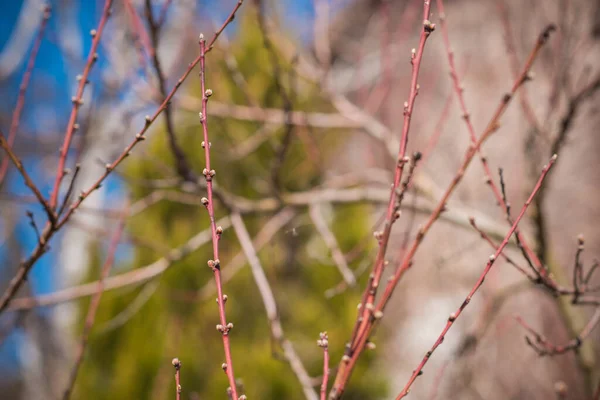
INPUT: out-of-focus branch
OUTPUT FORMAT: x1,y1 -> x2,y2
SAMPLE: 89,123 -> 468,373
62,208 -> 127,400
515,306 -> 600,356
0,129 -> 56,224
50,0 -> 114,209
0,0 -> 244,315
0,3 -> 51,185
230,212 -> 318,400
309,203 -> 356,287
145,0 -> 196,182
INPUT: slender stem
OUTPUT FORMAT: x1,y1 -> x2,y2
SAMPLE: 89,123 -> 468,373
231,212 -> 317,400
0,0 -> 245,315
347,0 -> 434,365
437,0 -> 547,278
172,358 -> 182,400
199,35 -> 240,399
0,4 -> 51,185
50,0 -> 114,209
318,332 -> 330,400
395,155 -> 557,399
0,129 -> 56,224
330,23 -> 556,398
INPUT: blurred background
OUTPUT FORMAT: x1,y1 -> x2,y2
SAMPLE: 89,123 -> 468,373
0,0 -> 599,399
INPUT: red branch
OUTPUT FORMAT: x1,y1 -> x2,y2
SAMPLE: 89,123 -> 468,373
172,358 -> 182,400
330,23 -> 556,398
348,0 -> 434,366
436,0 -> 548,279
50,0 -> 114,209
395,155 -> 557,399
318,332 -> 330,400
199,35 -> 240,399
0,0 -> 245,314
0,4 -> 51,185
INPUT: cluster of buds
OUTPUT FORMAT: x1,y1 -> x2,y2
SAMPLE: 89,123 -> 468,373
317,332 -> 329,348
203,168 -> 216,181
216,322 -> 234,335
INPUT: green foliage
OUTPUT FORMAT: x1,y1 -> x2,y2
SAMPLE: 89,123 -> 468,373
75,12 -> 388,400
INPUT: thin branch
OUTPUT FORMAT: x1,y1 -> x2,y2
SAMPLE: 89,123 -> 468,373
50,0 -> 114,208
437,0 -> 547,278
0,0 -> 245,314
318,332 -> 330,400
198,34 -> 240,399
230,212 -> 318,400
330,24 -> 556,398
0,3 -> 51,185
0,128 -> 56,224
395,155 -> 557,399
515,306 -> 600,356
145,0 -> 196,182
8,217 -> 229,311
349,0 -> 435,372
172,358 -> 182,400
309,203 -> 356,287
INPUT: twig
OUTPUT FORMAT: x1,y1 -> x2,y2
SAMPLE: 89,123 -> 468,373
8,217 -> 229,311
62,208 -> 127,400
309,203 -> 356,287
469,217 -> 537,281
349,0 -> 435,368
0,0 -> 245,314
50,0 -> 114,209
57,164 -> 81,217
145,0 -> 196,182
199,34 -> 241,399
172,358 -> 182,400
230,212 -> 318,400
0,3 -> 51,185
330,24 -> 557,398
0,129 -> 56,224
515,306 -> 600,356
395,155 -> 557,399
318,332 -> 330,400
157,0 -> 174,27
437,0 -> 547,277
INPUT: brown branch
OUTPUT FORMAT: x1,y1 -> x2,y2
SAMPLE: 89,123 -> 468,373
145,0 -> 196,182
515,306 -> 600,356
0,129 -> 56,224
